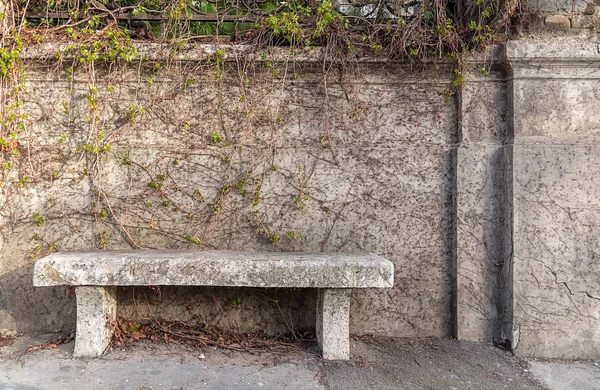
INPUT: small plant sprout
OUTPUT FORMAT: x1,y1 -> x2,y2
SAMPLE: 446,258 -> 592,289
185,235 -> 200,244
287,231 -> 303,241
32,213 -> 45,226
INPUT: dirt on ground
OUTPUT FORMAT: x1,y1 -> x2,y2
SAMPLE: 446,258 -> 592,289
1,333 -> 598,389
324,336 -> 545,390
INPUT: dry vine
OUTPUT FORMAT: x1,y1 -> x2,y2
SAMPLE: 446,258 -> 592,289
0,0 -> 520,337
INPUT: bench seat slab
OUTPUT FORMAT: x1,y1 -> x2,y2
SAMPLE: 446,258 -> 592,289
316,289 -> 351,360
74,286 -> 117,358
33,251 -> 394,289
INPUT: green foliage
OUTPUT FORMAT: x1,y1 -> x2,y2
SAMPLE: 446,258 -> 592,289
16,0 -> 519,70
32,213 -> 45,226
0,35 -> 23,80
127,105 -> 146,124
265,11 -> 305,43
62,26 -> 138,65
185,235 -> 201,244
268,231 -> 280,243
76,142 -> 111,155
314,0 -> 346,38
0,33 -> 26,184
211,131 -> 222,144
287,231 -> 303,241
148,181 -> 164,191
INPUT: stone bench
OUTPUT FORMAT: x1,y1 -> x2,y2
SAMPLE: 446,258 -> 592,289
33,251 -> 394,360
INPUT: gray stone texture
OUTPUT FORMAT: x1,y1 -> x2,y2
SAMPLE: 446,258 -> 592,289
544,14 -> 572,29
33,251 -> 394,288
456,69 -> 513,343
512,143 -> 600,359
507,40 -> 600,359
526,0 -> 592,12
573,13 -> 600,29
527,360 -> 600,390
456,40 -> 600,360
3,37 -> 600,360
316,289 -> 351,360
0,335 -> 558,390
2,55 -> 457,340
74,286 -> 117,357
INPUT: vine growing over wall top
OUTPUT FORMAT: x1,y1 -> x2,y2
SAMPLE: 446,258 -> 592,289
0,0 -> 520,254
0,0 -> 520,334
4,0 -> 520,61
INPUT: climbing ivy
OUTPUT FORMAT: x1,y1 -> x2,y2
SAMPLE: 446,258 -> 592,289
0,0 -> 520,253
0,0 -> 522,337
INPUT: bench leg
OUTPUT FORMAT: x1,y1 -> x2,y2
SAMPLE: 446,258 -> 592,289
316,288 -> 351,360
74,286 -> 117,358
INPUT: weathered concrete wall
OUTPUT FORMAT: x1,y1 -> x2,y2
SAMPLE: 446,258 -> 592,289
0,48 -> 457,338
456,65 -> 513,345
454,40 -> 600,359
522,0 -> 600,35
527,0 -> 593,12
2,37 -> 600,360
506,40 -> 600,359
455,39 -> 600,359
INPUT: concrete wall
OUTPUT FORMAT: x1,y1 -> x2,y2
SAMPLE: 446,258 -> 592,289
456,64 -> 513,345
506,40 -> 600,359
0,48 -> 458,338
455,40 -> 600,359
527,0 -> 593,12
1,37 -> 599,360
522,0 -> 600,33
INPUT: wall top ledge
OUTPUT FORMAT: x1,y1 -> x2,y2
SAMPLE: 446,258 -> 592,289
505,39 -> 600,64
15,42 -> 456,69
15,39 -> 600,68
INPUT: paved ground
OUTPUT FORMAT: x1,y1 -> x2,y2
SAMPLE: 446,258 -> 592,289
1,334 -> 599,389
527,360 -> 600,390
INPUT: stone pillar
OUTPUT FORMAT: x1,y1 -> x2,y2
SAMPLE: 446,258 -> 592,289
455,59 -> 513,345
457,40 -> 600,359
316,289 -> 351,360
74,286 -> 117,358
505,40 -> 600,359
